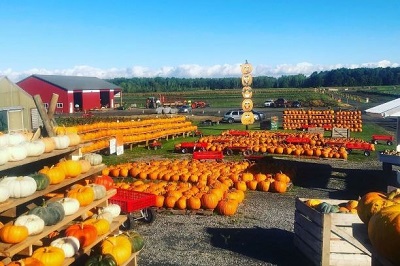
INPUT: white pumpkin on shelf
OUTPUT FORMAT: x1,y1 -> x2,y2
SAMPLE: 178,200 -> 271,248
51,135 -> 70,149
0,149 -> 9,165
101,203 -> 121,218
7,144 -> 28,161
23,140 -> 46,157
8,133 -> 27,146
14,214 -> 45,236
0,176 -> 37,198
0,134 -> 9,147
83,153 -> 103,166
50,236 -> 80,258
0,186 -> 10,202
58,197 -> 80,216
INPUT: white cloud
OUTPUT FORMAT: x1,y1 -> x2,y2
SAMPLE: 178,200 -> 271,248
2,60 -> 399,82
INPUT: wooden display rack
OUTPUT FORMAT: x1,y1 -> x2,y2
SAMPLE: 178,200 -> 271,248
294,197 -> 372,266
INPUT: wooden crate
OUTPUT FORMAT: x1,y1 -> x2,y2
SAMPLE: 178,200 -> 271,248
294,197 -> 372,266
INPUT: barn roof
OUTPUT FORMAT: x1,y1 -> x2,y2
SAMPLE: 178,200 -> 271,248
365,98 -> 400,117
27,74 -> 121,91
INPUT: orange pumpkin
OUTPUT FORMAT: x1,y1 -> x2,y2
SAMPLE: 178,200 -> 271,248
0,224 -> 29,244
65,223 -> 98,247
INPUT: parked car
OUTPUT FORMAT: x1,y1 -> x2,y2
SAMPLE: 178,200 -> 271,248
274,98 -> 288,108
264,99 -> 275,107
291,101 -> 301,108
221,109 -> 265,123
178,105 -> 191,113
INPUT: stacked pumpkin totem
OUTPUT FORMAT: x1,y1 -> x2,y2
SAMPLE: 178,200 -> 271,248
357,188 -> 400,265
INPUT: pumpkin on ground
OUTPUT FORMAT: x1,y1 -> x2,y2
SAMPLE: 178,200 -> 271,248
217,199 -> 238,216
31,246 -> 65,266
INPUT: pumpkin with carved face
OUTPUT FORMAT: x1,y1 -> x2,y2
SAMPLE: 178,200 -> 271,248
240,62 -> 253,74
242,87 -> 252,98
242,74 -> 253,86
241,111 -> 255,125
242,99 -> 253,112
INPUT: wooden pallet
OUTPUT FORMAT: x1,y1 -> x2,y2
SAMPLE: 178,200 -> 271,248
155,208 -> 214,216
294,197 -> 372,266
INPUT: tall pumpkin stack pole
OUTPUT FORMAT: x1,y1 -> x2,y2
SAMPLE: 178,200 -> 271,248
240,60 -> 255,130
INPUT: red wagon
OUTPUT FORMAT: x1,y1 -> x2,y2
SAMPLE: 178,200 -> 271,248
109,188 -> 157,230
193,151 -> 224,161
345,142 -> 375,157
175,142 -> 208,153
371,134 -> 394,145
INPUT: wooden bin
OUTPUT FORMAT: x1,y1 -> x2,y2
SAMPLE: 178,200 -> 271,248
294,197 -> 372,266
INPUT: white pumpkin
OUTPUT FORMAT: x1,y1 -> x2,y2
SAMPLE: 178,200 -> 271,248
95,211 -> 114,224
88,184 -> 107,200
14,214 -> 45,235
58,197 -> 80,215
50,236 -> 80,258
52,135 -> 70,149
7,144 -> 28,161
83,153 -> 103,166
0,149 -> 9,165
0,176 -> 37,198
23,140 -> 46,157
0,134 -> 9,147
101,204 -> 121,218
7,133 -> 26,146
0,186 -> 10,202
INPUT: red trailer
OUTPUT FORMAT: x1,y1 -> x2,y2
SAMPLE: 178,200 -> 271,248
193,151 -> 224,161
174,142 -> 208,153
371,134 -> 394,145
345,142 -> 375,156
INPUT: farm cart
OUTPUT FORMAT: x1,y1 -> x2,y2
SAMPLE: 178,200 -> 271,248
224,146 -> 253,156
109,188 -> 157,230
193,151 -> 224,162
345,142 -> 375,156
371,134 -> 394,145
174,142 -> 208,153
146,140 -> 162,150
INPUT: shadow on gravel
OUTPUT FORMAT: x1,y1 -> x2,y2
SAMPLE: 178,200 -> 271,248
251,157 -> 390,200
206,226 -> 313,266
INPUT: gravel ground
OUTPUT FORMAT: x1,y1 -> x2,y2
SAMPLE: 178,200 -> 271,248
129,157 -> 394,266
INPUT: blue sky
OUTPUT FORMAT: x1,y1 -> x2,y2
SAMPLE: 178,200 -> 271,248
1,0 -> 399,81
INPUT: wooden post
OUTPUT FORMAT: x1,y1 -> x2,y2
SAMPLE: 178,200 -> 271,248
47,93 -> 59,127
33,95 -> 55,137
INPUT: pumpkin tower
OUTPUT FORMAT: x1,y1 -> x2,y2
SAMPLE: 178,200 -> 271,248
240,60 -> 254,127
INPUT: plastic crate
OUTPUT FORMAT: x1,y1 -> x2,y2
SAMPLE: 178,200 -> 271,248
109,189 -> 156,213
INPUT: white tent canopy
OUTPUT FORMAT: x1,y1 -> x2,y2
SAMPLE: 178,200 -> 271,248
365,98 -> 400,117
365,98 -> 400,145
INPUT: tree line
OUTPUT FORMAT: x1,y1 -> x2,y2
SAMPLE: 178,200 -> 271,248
108,67 -> 400,92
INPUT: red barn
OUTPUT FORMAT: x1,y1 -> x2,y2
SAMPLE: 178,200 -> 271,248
17,74 -> 122,114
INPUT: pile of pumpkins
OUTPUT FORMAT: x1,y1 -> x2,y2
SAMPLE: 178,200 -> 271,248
0,154 -> 103,204
0,174 -> 143,266
357,188 -> 400,265
0,131 -> 81,166
108,159 -> 292,216
304,199 -> 358,214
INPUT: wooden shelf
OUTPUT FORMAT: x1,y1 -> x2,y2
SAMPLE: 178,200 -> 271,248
0,164 -> 106,214
0,147 -> 78,172
0,189 -> 117,258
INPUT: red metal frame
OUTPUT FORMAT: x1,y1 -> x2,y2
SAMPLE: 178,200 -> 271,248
371,135 -> 393,141
193,151 -> 224,160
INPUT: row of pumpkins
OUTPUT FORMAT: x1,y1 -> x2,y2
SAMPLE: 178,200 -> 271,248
0,132 -> 82,165
0,154 -> 103,203
0,174 -> 143,266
